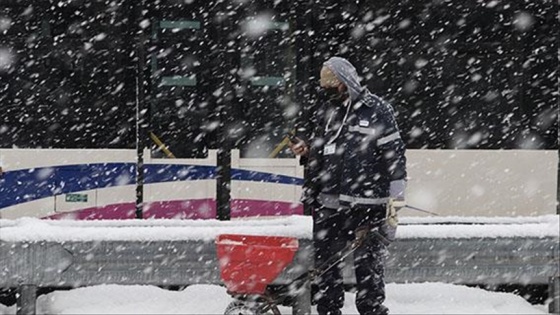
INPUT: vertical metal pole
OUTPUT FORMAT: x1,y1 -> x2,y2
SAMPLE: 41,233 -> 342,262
298,0 -> 316,217
215,3 -> 232,221
134,0 -> 147,219
216,143 -> 231,221
16,285 -> 36,315
135,74 -> 144,220
216,90 -> 231,220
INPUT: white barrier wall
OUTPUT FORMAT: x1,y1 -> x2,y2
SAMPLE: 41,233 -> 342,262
405,150 -> 558,217
0,149 -> 136,218
144,150 -> 216,209
231,150 -> 303,207
0,148 -> 557,218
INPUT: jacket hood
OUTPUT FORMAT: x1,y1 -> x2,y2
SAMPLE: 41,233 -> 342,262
323,57 -> 364,102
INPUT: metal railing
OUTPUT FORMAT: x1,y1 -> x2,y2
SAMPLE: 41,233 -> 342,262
1,233 -> 558,314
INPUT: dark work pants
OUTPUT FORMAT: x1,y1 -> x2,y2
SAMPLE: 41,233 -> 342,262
313,206 -> 388,315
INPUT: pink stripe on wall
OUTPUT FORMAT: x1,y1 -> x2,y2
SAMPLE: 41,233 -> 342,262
231,199 -> 302,217
45,199 -> 304,220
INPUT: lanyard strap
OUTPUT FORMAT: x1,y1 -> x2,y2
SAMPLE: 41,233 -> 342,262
325,98 -> 351,145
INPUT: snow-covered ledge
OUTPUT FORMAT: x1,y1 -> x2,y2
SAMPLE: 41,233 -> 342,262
0,215 -> 558,242
0,216 -> 314,242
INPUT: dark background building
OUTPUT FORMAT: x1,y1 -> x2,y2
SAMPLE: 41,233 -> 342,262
1,0 -> 557,157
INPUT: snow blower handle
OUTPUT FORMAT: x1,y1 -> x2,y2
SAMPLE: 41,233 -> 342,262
353,225 -> 371,249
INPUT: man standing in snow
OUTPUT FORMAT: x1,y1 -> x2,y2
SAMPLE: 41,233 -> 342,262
290,57 -> 407,315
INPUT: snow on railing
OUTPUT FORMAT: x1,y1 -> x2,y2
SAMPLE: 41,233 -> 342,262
0,215 -> 557,242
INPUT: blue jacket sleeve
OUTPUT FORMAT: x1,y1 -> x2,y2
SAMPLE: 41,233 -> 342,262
377,112 -> 407,200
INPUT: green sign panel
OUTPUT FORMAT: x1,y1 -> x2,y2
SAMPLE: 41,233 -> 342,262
159,20 -> 201,30
65,194 -> 88,203
160,76 -> 197,86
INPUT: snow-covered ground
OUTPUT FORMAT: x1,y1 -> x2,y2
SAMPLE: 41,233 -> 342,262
0,282 -> 548,314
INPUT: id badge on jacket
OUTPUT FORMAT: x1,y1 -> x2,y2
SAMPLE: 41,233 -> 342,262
324,143 -> 336,155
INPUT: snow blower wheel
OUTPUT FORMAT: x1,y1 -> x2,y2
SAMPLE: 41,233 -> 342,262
224,300 -> 281,315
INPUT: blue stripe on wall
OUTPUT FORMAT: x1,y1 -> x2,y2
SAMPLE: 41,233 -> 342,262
0,163 -> 303,209
231,169 -> 303,185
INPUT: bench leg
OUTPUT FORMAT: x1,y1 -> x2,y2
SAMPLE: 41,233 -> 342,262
16,285 -> 37,315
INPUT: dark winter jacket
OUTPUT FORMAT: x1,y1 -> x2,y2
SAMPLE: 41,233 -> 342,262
303,57 -> 407,209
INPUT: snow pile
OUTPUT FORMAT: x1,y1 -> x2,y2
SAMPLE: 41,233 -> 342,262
0,282 -> 547,314
1,215 -> 558,242
36,284 -> 231,315
385,282 -> 546,314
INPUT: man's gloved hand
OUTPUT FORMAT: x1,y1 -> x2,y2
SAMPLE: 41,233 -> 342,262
288,136 -> 309,157
380,198 -> 404,244
386,198 -> 404,228
387,179 -> 406,227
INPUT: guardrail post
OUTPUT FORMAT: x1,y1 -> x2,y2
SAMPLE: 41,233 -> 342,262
550,276 -> 560,314
292,280 -> 312,315
16,285 -> 37,315
557,148 -> 559,215
291,241 -> 313,315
